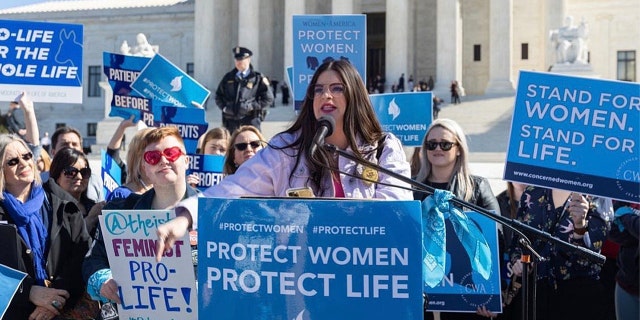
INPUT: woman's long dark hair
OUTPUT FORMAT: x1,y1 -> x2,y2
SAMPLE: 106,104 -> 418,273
279,59 -> 383,195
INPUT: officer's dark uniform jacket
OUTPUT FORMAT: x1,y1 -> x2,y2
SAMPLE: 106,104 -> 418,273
1,179 -> 91,319
215,67 -> 274,121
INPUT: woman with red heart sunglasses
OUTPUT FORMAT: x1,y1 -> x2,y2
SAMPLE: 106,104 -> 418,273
83,126 -> 200,312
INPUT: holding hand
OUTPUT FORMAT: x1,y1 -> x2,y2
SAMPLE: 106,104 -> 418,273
567,193 -> 589,229
99,278 -> 122,304
29,285 -> 69,317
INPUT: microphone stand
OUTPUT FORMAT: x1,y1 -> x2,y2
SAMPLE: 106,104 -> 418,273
324,143 -> 606,320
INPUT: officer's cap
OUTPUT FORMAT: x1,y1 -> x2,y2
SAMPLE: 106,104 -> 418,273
233,46 -> 252,60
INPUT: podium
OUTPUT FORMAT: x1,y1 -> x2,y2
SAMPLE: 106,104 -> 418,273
197,198 -> 423,320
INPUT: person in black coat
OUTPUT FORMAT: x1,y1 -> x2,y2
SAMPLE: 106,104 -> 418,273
0,135 -> 90,320
215,46 -> 274,133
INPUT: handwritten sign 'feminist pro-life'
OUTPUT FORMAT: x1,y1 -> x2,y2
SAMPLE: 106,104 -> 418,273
100,210 -> 197,320
0,20 -> 83,103
505,71 -> 639,202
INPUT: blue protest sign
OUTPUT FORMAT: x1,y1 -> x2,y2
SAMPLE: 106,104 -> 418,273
0,263 -> 27,319
131,54 -> 210,108
292,15 -> 366,111
103,52 -> 153,123
198,198 -> 423,320
0,20 -> 83,103
504,71 -> 640,202
101,149 -> 122,200
423,211 -> 502,313
155,106 -> 208,154
370,92 -> 432,147
186,154 -> 224,191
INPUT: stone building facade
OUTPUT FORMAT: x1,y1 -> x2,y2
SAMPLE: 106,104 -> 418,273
0,0 -> 637,150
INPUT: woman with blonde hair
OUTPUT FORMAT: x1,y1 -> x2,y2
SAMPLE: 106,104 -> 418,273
0,93 -> 90,319
106,127 -> 153,201
223,125 -> 265,175
415,118 -> 499,320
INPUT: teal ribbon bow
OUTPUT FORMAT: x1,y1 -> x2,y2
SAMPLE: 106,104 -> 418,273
421,189 -> 492,288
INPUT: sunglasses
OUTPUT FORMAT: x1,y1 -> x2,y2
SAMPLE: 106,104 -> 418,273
311,83 -> 345,98
143,146 -> 184,165
425,141 -> 457,151
63,166 -> 92,179
6,152 -> 33,167
234,141 -> 262,151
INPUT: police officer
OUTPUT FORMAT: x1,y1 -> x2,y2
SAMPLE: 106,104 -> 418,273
215,46 -> 274,133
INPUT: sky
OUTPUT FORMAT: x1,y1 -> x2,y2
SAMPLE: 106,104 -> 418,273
0,0 -> 49,10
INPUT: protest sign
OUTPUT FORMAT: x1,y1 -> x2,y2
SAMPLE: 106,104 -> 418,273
131,53 -> 210,109
155,106 -> 208,154
101,149 -> 123,200
370,92 -> 432,146
0,20 -> 83,103
292,14 -> 366,111
422,211 -> 502,313
198,198 -> 423,319
504,71 -> 639,202
0,263 -> 27,319
103,52 -> 152,123
103,52 -> 208,153
185,154 -> 224,191
100,210 -> 197,320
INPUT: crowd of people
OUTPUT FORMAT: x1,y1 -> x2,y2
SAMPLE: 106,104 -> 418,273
0,50 -> 636,320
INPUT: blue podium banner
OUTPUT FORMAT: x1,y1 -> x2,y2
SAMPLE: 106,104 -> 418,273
198,198 -> 423,320
505,71 -> 640,202
423,211 -> 502,313
186,154 -> 224,191
131,53 -> 210,108
292,15 -> 366,111
0,19 -> 83,103
370,92 -> 432,147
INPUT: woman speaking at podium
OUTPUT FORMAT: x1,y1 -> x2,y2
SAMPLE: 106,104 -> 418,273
155,59 -> 412,258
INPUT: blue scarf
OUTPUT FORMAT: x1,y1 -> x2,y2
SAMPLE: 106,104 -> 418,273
422,189 -> 492,288
3,184 -> 48,285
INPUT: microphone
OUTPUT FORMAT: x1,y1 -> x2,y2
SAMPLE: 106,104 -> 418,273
309,116 -> 335,157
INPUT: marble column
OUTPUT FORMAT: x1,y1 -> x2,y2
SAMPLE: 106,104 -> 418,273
194,0 -> 216,93
485,0 -> 515,95
386,0 -> 409,92
434,0 -> 463,98
546,0 -> 567,68
238,0 -> 261,66
284,0 -> 305,84
331,0 -> 353,14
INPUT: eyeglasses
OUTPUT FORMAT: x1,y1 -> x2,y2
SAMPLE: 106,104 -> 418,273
425,141 -> 457,151
63,166 -> 91,179
143,146 -> 184,165
234,141 -> 262,151
312,83 -> 345,98
6,152 -> 33,167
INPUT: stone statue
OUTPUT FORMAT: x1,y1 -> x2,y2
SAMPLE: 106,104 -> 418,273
119,33 -> 158,57
550,16 -> 589,64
